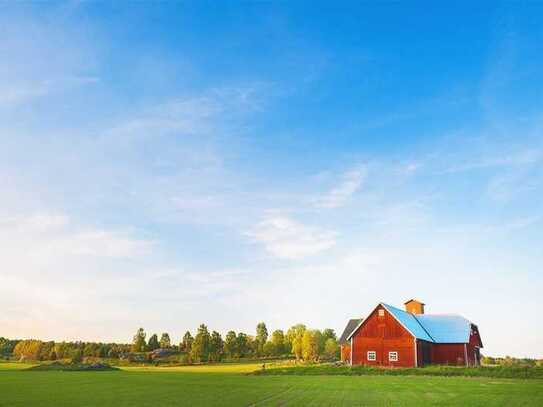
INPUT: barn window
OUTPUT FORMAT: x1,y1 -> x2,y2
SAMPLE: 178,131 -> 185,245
378,309 -> 385,317
389,351 -> 398,362
367,351 -> 376,361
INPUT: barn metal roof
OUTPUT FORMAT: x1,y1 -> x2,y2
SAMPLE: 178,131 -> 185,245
381,303 -> 434,342
416,314 -> 472,343
346,302 -> 475,344
382,303 -> 473,343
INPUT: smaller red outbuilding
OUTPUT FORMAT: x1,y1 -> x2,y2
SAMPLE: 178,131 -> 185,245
341,299 -> 483,367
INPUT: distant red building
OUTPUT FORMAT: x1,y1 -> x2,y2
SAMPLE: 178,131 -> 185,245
341,299 -> 483,367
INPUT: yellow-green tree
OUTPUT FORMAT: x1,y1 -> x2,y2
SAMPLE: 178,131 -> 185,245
302,330 -> 318,361
286,324 -> 306,359
13,340 -> 43,360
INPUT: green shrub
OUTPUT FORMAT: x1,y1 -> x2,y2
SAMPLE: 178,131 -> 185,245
254,363 -> 543,379
29,361 -> 119,371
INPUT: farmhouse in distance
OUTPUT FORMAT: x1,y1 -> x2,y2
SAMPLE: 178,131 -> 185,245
339,299 -> 483,367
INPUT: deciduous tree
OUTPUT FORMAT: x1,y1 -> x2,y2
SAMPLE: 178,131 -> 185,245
209,331 -> 224,362
286,324 -> 306,360
190,324 -> 211,362
224,331 -> 237,358
132,328 -> 147,352
324,338 -> 339,360
302,330 -> 319,362
159,333 -> 171,349
271,329 -> 285,355
181,331 -> 193,353
13,340 -> 43,360
255,322 -> 268,355
236,332 -> 249,357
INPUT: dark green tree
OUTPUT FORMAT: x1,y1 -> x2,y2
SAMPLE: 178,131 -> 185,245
236,332 -> 249,357
209,331 -> 224,362
255,322 -> 268,355
271,329 -> 285,355
148,334 -> 160,351
181,331 -> 193,352
320,328 -> 336,354
322,328 -> 336,341
224,331 -> 237,358
190,324 -> 211,362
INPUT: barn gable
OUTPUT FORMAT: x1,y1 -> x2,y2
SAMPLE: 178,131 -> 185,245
381,304 -> 434,342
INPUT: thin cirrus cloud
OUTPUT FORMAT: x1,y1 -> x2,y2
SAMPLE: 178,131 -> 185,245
246,215 -> 337,260
0,213 -> 154,263
314,167 -> 366,209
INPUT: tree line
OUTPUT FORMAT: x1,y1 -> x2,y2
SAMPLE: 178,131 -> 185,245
133,322 -> 339,363
0,322 -> 340,363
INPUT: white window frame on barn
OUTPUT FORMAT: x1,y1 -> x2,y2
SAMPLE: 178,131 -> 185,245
389,351 -> 398,361
378,309 -> 385,317
367,351 -> 376,361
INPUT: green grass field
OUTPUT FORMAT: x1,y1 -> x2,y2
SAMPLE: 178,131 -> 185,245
1,361 -> 542,406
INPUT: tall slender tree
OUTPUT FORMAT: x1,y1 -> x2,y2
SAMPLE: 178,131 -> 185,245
209,331 -> 224,362
255,322 -> 268,356
181,331 -> 193,352
131,328 -> 147,352
224,331 -> 237,358
236,332 -> 249,357
190,324 -> 211,362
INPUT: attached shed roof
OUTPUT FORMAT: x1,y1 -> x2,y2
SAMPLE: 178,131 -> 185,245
338,318 -> 362,345
416,314 -> 472,343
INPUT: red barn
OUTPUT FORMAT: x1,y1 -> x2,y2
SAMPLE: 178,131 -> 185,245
342,299 -> 483,367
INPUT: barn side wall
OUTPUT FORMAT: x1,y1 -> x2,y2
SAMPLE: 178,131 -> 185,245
430,343 -> 467,365
340,344 -> 351,362
351,304 -> 416,367
417,340 -> 432,367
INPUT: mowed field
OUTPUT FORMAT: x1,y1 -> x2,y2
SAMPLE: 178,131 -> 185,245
1,362 -> 542,406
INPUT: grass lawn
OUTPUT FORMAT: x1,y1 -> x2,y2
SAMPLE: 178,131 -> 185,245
1,362 -> 542,406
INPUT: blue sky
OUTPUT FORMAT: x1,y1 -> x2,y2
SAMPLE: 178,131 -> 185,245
0,1 -> 541,358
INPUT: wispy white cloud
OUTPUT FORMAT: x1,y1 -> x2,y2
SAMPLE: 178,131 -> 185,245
443,148 -> 542,173
0,212 -> 154,263
314,167 -> 366,209
486,169 -> 542,202
102,95 -> 223,141
246,215 -> 337,260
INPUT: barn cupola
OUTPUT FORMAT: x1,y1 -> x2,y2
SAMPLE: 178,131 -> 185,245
404,299 -> 425,314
